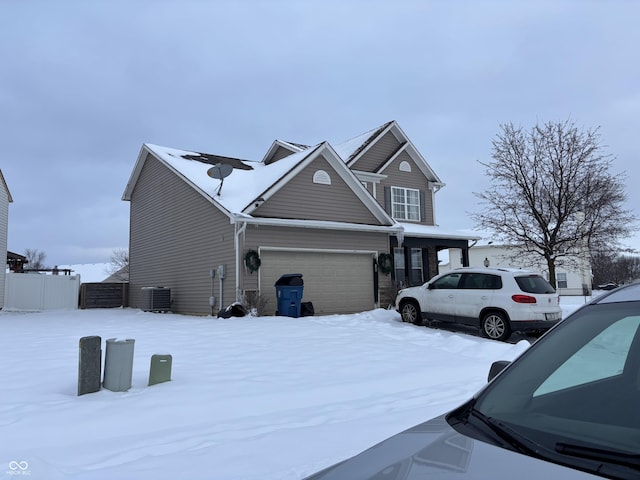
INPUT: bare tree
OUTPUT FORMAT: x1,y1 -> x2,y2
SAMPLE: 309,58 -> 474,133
472,120 -> 637,288
24,248 -> 47,270
106,248 -> 129,281
591,251 -> 640,286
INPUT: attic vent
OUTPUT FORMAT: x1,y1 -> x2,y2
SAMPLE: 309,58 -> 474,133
399,161 -> 412,172
312,170 -> 331,185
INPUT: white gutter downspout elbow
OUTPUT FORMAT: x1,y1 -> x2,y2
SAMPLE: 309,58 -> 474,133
233,215 -> 247,302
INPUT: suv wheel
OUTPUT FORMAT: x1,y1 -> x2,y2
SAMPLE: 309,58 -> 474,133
481,312 -> 511,341
400,300 -> 422,325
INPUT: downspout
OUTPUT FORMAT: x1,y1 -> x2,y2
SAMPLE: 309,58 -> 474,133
234,217 -> 247,302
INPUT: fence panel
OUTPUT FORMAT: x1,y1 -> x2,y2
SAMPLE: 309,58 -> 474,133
4,273 -> 80,310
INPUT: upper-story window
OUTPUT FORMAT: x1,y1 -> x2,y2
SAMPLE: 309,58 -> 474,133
391,186 -> 420,221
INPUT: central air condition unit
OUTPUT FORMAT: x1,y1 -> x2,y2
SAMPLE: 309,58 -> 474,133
141,287 -> 171,312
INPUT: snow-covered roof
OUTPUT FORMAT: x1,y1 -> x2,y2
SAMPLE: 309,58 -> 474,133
397,222 -> 481,241
333,122 -> 392,163
126,140 -> 393,226
123,122 -> 474,241
57,263 -> 109,282
145,143 -> 315,214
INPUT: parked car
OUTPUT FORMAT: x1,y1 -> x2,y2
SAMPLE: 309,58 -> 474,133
598,282 -> 620,291
395,267 -> 562,341
304,282 -> 640,479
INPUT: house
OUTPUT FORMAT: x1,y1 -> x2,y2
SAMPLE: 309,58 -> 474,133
122,121 -> 478,315
441,240 -> 592,296
0,169 -> 12,309
7,251 -> 27,272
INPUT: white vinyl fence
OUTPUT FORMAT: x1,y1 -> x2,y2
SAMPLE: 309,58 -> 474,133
4,273 -> 80,310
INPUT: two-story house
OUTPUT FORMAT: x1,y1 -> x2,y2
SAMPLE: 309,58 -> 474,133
123,121 -> 476,315
0,169 -> 12,309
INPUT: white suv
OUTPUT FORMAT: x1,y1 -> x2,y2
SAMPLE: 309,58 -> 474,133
395,267 -> 562,341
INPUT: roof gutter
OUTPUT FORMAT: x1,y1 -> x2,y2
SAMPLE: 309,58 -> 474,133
230,214 -> 404,235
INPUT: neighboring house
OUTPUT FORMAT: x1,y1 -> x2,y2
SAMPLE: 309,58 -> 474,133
441,241 -> 592,296
102,265 -> 129,283
7,251 -> 27,272
0,169 -> 12,309
122,121 -> 478,315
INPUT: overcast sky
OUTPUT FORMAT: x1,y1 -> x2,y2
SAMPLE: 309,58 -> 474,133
2,0 -> 639,265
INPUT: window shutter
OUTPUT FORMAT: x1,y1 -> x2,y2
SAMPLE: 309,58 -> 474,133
384,186 -> 391,215
419,190 -> 426,222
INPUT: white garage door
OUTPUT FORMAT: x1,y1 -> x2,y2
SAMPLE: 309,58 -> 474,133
260,250 -> 376,315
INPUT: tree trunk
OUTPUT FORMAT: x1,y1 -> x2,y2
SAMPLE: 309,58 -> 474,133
547,257 -> 557,289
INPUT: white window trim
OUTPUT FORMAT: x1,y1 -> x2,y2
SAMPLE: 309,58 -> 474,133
391,186 -> 421,221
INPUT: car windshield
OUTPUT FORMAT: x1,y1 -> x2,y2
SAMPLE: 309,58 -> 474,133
465,300 -> 640,473
514,275 -> 556,294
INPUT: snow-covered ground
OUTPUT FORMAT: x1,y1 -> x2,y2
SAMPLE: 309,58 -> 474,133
56,264 -> 112,283
0,296 -> 592,479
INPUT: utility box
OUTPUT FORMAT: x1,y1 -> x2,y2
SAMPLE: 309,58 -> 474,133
141,287 -> 171,312
103,338 -> 135,392
275,274 -> 304,318
78,336 -> 102,396
149,354 -> 172,386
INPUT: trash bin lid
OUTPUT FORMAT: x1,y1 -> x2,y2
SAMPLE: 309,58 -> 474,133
275,273 -> 303,286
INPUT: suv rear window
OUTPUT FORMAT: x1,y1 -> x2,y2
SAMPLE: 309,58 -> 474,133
514,275 -> 556,294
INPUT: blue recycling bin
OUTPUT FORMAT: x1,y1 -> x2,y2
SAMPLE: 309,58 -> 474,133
275,274 -> 304,317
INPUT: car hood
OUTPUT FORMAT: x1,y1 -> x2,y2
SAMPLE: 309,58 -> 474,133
304,415 -> 600,479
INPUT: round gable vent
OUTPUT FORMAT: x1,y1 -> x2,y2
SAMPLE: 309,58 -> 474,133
312,170 -> 331,185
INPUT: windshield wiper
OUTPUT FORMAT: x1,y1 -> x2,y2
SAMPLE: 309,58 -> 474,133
469,409 -> 547,456
556,442 -> 640,469
461,408 -> 640,478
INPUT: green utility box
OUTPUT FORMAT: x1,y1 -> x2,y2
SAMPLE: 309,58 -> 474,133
148,354 -> 172,386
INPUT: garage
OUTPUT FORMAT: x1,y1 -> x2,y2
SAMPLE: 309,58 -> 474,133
259,249 -> 376,315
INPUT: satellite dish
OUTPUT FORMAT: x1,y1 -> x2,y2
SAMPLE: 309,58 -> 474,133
207,164 -> 233,179
207,164 -> 233,195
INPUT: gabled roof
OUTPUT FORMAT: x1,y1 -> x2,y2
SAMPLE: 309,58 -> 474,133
123,141 -> 395,226
261,140 -> 309,164
263,121 -> 444,189
333,121 -> 393,163
0,169 -> 13,202
336,121 -> 445,187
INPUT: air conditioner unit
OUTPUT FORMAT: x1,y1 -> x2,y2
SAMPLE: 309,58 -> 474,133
141,287 -> 171,312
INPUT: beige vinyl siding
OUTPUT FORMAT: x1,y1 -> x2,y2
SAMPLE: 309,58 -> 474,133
0,179 -> 8,308
349,130 -> 402,172
128,154 -> 235,315
265,145 -> 297,164
242,224 -> 389,314
378,151 -> 435,225
252,155 -> 382,225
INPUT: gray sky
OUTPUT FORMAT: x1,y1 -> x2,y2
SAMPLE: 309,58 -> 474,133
2,0 -> 639,265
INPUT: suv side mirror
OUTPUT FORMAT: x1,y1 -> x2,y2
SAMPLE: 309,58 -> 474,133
488,360 -> 510,382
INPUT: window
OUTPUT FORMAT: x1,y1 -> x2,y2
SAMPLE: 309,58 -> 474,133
535,315 -> 640,396
431,273 -> 462,289
391,187 -> 420,221
409,248 -> 423,286
461,273 -> 500,289
556,272 -> 568,289
514,275 -> 556,294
